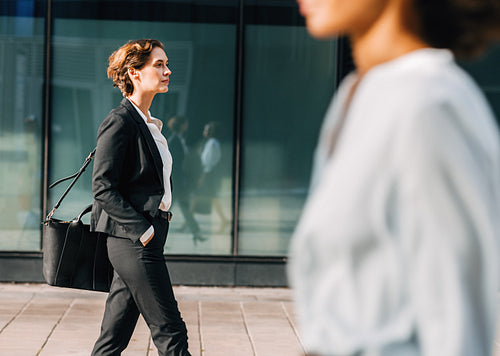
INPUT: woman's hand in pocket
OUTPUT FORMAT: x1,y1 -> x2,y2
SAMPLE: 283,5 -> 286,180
142,231 -> 154,246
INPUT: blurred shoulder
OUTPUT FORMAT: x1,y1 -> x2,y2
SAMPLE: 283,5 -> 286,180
373,49 -> 485,106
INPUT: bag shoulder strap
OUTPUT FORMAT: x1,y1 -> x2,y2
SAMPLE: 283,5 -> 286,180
45,148 -> 96,221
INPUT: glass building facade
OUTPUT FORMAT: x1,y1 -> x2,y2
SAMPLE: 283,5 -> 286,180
1,0 -> 499,285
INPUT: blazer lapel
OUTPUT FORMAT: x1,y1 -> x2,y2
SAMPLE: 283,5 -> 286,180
120,98 -> 164,184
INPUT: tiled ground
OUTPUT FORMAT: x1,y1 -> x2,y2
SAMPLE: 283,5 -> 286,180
0,283 -> 303,356
2,283 -> 500,356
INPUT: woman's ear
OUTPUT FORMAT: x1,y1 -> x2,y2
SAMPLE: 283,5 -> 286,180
128,67 -> 139,80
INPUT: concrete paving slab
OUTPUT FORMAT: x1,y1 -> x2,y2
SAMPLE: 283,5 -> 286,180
6,283 -> 499,356
0,284 -> 300,356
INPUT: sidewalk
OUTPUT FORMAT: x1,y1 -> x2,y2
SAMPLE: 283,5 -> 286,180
0,283 -> 303,356
3,283 -> 500,356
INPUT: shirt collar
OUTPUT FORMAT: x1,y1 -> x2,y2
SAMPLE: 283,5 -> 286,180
126,97 -> 163,131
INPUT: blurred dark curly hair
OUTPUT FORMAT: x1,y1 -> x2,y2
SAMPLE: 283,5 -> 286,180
414,0 -> 500,58
107,39 -> 164,96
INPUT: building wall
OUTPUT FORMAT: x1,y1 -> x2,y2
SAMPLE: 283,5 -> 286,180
0,0 -> 499,286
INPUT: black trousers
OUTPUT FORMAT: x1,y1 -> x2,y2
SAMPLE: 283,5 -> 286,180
92,214 -> 191,356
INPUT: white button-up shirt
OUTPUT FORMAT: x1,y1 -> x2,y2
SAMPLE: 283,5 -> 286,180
201,138 -> 221,173
128,98 -> 172,242
288,49 -> 500,356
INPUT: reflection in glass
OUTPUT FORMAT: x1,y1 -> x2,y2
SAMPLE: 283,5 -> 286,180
0,15 -> 44,251
50,3 -> 236,255
238,25 -> 336,256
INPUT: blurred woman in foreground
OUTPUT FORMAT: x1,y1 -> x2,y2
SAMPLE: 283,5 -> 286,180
289,1 -> 500,355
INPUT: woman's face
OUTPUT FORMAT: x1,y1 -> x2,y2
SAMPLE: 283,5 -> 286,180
132,47 -> 171,95
297,0 -> 390,38
203,124 -> 211,138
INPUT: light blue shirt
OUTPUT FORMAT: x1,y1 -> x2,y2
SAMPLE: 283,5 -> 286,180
289,49 -> 500,356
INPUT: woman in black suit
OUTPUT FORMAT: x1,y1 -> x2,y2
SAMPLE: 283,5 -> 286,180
90,39 -> 191,356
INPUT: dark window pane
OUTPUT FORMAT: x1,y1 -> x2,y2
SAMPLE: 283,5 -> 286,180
460,45 -> 500,127
49,1 -> 237,255
0,11 -> 45,250
238,18 -> 336,255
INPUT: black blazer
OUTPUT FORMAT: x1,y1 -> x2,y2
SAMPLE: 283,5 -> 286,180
91,98 -> 164,242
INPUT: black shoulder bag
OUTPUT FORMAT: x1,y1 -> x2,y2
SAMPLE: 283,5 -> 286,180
42,149 -> 113,292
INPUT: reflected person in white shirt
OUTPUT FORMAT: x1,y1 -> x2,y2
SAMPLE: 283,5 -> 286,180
195,122 -> 229,233
288,1 -> 500,356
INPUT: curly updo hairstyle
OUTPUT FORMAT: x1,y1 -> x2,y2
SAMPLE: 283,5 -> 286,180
107,39 -> 164,96
413,0 -> 500,58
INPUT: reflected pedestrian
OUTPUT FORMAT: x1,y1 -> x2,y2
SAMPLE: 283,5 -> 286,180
289,1 -> 500,355
168,115 -> 204,244
193,121 -> 229,233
